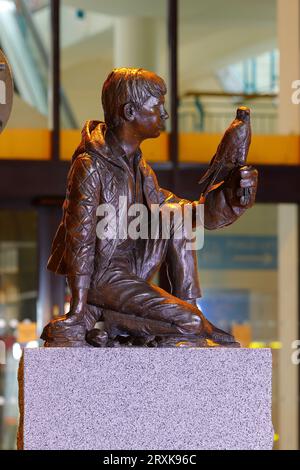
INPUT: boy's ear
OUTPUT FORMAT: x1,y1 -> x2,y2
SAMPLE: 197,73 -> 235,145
123,103 -> 136,122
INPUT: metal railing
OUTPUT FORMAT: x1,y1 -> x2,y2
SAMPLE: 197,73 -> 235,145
179,91 -> 278,134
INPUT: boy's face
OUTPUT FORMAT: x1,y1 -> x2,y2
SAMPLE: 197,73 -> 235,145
133,94 -> 169,140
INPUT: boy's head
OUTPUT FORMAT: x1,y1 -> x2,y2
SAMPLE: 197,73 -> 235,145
102,68 -> 167,129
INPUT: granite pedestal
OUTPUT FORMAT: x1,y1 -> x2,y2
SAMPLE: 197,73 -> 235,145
18,348 -> 273,450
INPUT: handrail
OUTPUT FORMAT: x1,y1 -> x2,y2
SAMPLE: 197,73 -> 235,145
182,91 -> 278,100
179,91 -> 278,133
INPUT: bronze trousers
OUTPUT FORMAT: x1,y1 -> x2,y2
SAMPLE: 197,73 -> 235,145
87,232 -> 205,338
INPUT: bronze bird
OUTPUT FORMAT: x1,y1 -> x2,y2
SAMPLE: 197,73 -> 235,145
198,106 -> 252,200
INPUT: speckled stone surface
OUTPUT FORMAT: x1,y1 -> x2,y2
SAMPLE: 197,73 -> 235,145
19,348 -> 273,450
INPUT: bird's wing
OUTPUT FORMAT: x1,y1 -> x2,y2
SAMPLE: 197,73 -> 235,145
198,153 -> 217,185
200,160 -> 225,197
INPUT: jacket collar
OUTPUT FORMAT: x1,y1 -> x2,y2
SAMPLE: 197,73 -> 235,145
81,121 -> 122,170
82,120 -> 142,171
104,129 -> 159,206
105,128 -> 142,171
77,120 -> 159,205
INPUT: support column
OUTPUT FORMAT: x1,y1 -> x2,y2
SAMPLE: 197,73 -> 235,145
114,17 -> 157,71
37,206 -> 65,338
49,0 -> 60,160
278,0 -> 300,134
168,0 -> 178,190
277,0 -> 300,450
277,204 -> 299,450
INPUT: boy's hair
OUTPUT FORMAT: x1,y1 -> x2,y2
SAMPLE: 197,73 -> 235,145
101,68 -> 167,128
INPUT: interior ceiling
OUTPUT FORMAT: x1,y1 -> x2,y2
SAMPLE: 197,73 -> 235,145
64,0 -> 276,23
63,0 -> 277,51
60,0 -> 277,85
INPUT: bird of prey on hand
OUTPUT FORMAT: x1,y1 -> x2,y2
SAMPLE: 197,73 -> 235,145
198,106 -> 252,203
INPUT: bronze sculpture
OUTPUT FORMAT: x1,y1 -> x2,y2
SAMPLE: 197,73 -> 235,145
41,68 -> 258,348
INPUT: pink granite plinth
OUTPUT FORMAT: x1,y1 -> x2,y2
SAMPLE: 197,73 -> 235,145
18,348 -> 273,450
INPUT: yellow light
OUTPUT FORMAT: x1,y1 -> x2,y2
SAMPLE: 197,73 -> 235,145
206,339 -> 219,347
269,341 -> 282,350
274,433 -> 279,442
249,342 -> 266,349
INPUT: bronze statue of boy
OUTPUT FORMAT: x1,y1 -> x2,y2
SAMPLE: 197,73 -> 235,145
42,68 -> 258,348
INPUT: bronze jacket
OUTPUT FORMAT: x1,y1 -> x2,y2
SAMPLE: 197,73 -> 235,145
47,121 -> 256,289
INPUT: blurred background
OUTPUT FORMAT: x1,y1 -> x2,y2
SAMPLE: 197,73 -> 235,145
0,0 -> 299,450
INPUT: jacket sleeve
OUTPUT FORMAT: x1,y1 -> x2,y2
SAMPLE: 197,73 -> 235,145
203,168 -> 257,230
150,162 -> 256,230
144,161 -> 189,206
63,154 -> 100,289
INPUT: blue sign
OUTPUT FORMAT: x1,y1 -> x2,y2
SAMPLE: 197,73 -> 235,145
198,289 -> 249,332
199,235 -> 277,270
